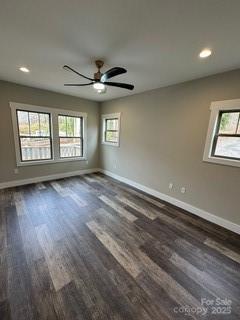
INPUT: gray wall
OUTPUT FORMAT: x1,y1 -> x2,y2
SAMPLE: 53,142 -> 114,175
0,80 -> 99,183
100,69 -> 240,226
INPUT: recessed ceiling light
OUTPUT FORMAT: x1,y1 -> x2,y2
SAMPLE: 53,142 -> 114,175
199,49 -> 212,58
19,67 -> 30,73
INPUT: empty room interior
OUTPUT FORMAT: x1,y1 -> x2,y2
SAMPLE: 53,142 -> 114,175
1,1 -> 240,319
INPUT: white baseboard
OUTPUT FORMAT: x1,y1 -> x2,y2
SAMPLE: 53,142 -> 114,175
0,168 -> 101,189
100,169 -> 240,235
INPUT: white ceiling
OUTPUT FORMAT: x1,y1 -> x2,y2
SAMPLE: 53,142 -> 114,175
1,0 -> 240,102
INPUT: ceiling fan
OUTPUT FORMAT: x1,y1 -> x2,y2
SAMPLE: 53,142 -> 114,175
63,60 -> 134,93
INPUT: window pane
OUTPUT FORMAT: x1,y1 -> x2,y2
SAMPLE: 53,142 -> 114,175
74,118 -> 81,136
17,110 -> 50,138
58,116 -> 81,137
39,113 -> 50,136
214,136 -> 240,159
29,112 -> 40,136
60,138 -> 82,158
106,131 -> 118,143
66,117 -> 74,136
67,117 -> 81,137
17,111 -> 29,135
58,115 -> 67,136
20,138 -> 51,161
106,119 -> 118,130
219,112 -> 239,134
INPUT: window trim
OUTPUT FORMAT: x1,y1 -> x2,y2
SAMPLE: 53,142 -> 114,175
203,99 -> 240,168
10,102 -> 87,166
101,113 -> 121,147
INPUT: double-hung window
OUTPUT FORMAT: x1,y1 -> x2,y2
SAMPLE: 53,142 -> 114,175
10,102 -> 87,166
203,99 -> 240,167
17,110 -> 52,161
58,115 -> 83,158
102,113 -> 121,146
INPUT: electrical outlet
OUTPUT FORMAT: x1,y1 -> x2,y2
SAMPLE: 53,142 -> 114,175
169,182 -> 173,190
14,168 -> 19,174
86,160 -> 89,164
113,162 -> 117,169
181,187 -> 186,194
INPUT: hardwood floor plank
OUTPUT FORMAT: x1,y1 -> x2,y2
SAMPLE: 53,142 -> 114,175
136,271 -> 193,320
18,213 -> 44,263
140,240 -> 216,305
35,224 -> 72,292
94,174 -> 166,209
51,181 -> 87,208
95,207 -> 153,247
137,251 -> 202,310
27,257 -> 66,320
87,220 -> 141,278
99,195 -> 137,222
109,267 -> 168,320
50,181 -> 70,197
204,238 -> 240,263
169,248 -> 240,306
87,219 -> 202,311
36,182 -> 46,190
0,173 -> 239,319
57,236 -> 116,320
61,224 -> 143,320
174,238 -> 240,289
58,281 -> 92,320
115,195 -> 158,220
0,300 -> 11,320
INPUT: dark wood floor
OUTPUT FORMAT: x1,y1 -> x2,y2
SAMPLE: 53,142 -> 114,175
0,173 -> 240,320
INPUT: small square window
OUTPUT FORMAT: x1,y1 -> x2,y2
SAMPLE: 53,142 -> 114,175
102,113 -> 121,146
203,100 -> 240,167
212,111 -> 240,160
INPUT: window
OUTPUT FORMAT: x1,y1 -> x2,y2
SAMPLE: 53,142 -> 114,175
58,115 -> 83,158
203,99 -> 240,167
17,110 -> 52,161
10,102 -> 87,166
102,113 -> 121,146
212,111 -> 240,159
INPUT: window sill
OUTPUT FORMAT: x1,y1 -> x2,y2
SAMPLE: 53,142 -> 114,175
203,155 -> 240,168
17,157 -> 87,167
102,141 -> 119,147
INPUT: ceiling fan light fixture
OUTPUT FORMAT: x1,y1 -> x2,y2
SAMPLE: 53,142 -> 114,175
93,82 -> 105,90
97,85 -> 107,94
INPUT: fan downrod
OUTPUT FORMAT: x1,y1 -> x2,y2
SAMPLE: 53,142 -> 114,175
94,60 -> 104,80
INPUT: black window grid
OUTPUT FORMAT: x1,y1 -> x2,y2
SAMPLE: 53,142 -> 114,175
211,109 -> 240,161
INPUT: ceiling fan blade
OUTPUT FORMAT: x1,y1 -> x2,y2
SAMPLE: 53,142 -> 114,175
101,67 -> 127,82
64,82 -> 94,86
63,65 -> 94,81
104,81 -> 134,90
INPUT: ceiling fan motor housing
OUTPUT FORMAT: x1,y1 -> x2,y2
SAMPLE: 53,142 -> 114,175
94,71 -> 102,81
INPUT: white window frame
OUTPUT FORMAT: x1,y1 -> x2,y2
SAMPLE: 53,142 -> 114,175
10,102 -> 87,166
101,113 -> 121,147
203,99 -> 240,168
